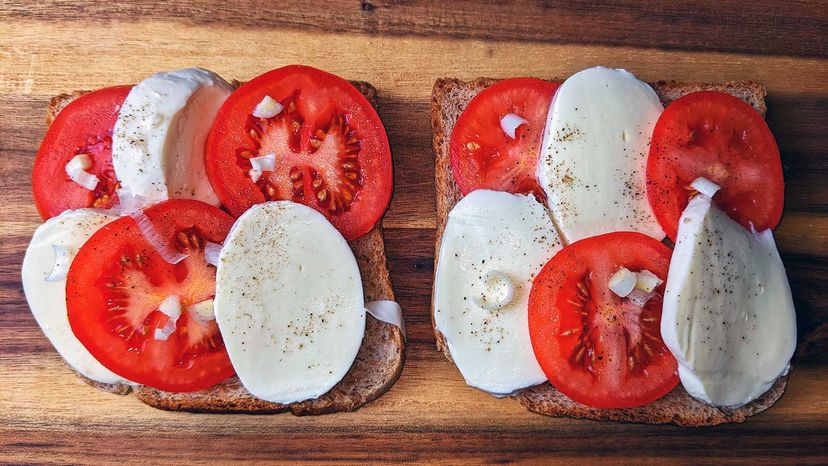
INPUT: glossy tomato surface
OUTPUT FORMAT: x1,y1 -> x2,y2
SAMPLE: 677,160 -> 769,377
206,65 -> 393,240
66,200 -> 235,392
450,78 -> 559,199
647,91 -> 784,240
528,232 -> 678,409
33,86 -> 131,219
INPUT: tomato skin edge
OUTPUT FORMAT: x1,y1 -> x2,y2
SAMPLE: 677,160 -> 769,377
528,232 -> 679,409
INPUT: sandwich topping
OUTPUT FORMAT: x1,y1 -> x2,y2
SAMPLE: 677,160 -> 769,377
23,66 -> 401,402
442,66 -> 795,410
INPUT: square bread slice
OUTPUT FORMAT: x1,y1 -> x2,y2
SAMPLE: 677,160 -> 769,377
45,80 -> 404,415
431,77 -> 787,426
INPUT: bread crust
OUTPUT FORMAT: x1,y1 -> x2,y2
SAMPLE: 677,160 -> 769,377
45,79 -> 404,415
430,76 -> 785,426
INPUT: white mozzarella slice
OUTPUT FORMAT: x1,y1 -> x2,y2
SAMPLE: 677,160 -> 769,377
661,195 -> 797,408
21,209 -> 133,385
537,66 -> 665,243
112,67 -> 232,206
433,190 -> 563,396
214,201 -> 365,404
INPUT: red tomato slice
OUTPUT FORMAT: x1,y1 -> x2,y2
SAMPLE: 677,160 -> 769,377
206,65 -> 393,240
67,200 -> 235,392
528,232 -> 678,409
33,86 -> 131,219
450,78 -> 559,198
647,91 -> 784,240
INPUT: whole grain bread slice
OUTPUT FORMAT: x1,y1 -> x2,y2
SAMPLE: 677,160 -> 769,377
431,76 -> 787,426
46,80 -> 404,414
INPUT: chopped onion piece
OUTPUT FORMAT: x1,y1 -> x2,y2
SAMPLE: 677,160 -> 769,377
690,176 -> 721,198
45,244 -> 71,282
115,187 -> 148,216
154,295 -> 181,341
154,319 -> 176,341
158,295 -> 182,320
66,154 -> 92,172
250,153 -> 276,172
188,299 -> 215,322
472,270 -> 516,311
252,96 -> 284,119
249,168 -> 262,183
608,267 -> 636,298
130,210 -> 189,264
65,154 -> 99,191
499,113 -> 529,140
635,270 -> 663,293
204,241 -> 222,267
628,288 -> 656,307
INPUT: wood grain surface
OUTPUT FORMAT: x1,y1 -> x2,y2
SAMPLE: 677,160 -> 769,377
1,1 -> 826,463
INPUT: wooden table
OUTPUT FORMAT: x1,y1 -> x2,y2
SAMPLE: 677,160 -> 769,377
1,1 -> 826,463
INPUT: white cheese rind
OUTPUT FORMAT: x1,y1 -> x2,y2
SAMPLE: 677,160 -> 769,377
112,67 -> 231,207
214,201 -> 365,404
21,209 -> 132,385
434,190 -> 563,396
536,66 -> 665,243
661,195 -> 797,408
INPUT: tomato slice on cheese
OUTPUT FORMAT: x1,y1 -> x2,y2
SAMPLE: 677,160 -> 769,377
206,65 -> 393,240
33,86 -> 131,219
450,78 -> 559,199
646,91 -> 784,240
66,200 -> 235,392
528,232 -> 678,409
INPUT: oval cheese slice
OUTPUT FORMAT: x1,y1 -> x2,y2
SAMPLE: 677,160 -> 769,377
536,66 -> 665,243
21,208 -> 132,385
214,201 -> 365,404
112,67 -> 232,206
661,194 -> 796,408
434,190 -> 563,396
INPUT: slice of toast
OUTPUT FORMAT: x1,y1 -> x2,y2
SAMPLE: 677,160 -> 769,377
45,80 -> 404,415
431,77 -> 787,426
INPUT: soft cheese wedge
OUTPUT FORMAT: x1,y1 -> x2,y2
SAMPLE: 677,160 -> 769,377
661,194 -> 796,408
112,68 -> 232,206
434,190 -> 563,396
21,208 -> 132,385
536,66 -> 665,243
214,201 -> 365,404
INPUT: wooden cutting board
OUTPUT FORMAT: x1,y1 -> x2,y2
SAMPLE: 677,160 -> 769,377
1,1 -> 826,463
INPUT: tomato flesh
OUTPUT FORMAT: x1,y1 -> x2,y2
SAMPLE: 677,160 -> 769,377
206,65 -> 393,240
450,78 -> 559,198
647,91 -> 784,240
67,200 -> 235,392
528,232 -> 678,409
33,86 -> 131,219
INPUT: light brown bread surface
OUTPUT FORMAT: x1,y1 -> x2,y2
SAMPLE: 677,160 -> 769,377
45,80 -> 404,414
431,76 -> 785,426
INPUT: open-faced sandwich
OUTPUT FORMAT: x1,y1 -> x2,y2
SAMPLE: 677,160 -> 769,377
22,65 -> 405,414
431,66 -> 795,426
